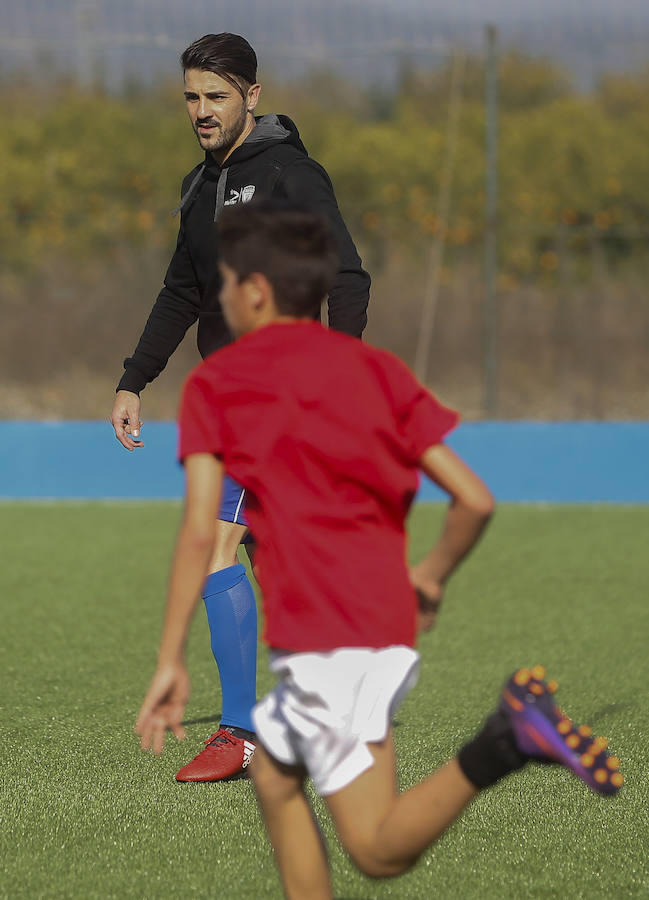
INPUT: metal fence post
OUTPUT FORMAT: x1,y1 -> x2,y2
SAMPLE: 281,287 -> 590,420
484,24 -> 499,417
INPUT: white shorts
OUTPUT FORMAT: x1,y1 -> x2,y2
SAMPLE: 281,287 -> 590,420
252,646 -> 420,796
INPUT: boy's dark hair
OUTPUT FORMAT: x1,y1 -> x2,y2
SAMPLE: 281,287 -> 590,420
180,33 -> 257,98
217,202 -> 340,318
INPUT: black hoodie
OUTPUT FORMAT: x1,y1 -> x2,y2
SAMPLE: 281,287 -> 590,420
117,114 -> 371,395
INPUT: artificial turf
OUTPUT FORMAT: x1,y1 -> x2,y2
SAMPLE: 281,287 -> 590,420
1,503 -> 647,899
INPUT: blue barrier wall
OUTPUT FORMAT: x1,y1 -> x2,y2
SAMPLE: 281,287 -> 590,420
1,421 -> 647,502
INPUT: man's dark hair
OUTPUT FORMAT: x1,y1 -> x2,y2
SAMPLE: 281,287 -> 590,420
217,202 -> 340,318
181,33 -> 257,98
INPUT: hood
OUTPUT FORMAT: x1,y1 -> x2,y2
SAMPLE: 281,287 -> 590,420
173,114 -> 307,216
204,114 -> 307,172
241,113 -> 307,157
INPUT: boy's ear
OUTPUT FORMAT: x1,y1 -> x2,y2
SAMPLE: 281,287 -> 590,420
245,272 -> 275,312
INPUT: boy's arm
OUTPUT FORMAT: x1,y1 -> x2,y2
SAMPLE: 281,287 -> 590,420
411,444 -> 494,631
135,453 -> 223,754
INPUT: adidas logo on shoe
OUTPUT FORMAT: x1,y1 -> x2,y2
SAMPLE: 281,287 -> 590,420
175,727 -> 257,782
242,740 -> 255,768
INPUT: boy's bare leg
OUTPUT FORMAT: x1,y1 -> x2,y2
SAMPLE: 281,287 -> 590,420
251,743 -> 333,900
325,729 -> 477,878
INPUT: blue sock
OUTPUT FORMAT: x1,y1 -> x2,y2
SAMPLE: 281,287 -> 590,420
202,563 -> 257,734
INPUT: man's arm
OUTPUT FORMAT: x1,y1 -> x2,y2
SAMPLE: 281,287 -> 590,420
135,453 -> 223,754
117,221 -> 201,395
110,220 -> 201,449
276,158 -> 370,337
410,444 -> 494,630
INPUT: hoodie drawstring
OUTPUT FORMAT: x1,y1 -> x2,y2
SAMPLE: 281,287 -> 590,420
171,164 -> 206,217
170,163 -> 229,221
214,167 -> 229,221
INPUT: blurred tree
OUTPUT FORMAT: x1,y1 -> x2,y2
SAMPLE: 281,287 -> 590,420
0,55 -> 647,275
596,66 -> 649,118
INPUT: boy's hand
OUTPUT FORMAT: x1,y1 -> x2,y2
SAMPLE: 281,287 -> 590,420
135,662 -> 190,754
410,573 -> 444,632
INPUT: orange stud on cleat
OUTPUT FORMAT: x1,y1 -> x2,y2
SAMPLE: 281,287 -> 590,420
546,680 -> 559,693
558,719 -> 572,735
566,734 -> 580,749
580,753 -> 594,767
606,756 -> 620,770
531,665 -> 546,680
514,668 -> 531,685
611,773 -> 624,788
586,738 -> 608,755
594,769 -> 609,784
530,682 -> 544,695
578,725 -> 592,738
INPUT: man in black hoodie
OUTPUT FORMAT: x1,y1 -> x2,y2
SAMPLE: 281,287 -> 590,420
110,33 -> 370,783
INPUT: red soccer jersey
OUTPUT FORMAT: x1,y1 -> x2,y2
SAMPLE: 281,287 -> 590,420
179,322 -> 458,652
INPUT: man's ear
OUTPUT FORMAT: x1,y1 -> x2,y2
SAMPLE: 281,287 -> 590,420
246,83 -> 261,113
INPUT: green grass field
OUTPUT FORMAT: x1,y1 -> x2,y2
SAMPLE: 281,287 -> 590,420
1,502 -> 648,899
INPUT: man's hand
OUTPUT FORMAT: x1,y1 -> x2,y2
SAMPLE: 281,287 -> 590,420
134,662 -> 190,755
410,571 -> 444,633
110,390 -> 144,450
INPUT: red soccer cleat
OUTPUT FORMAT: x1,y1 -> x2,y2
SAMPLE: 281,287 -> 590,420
175,727 -> 256,782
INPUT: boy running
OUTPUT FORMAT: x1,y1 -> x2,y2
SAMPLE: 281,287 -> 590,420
135,202 -> 622,899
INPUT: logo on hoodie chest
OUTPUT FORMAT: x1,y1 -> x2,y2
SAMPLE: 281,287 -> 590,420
224,185 -> 256,206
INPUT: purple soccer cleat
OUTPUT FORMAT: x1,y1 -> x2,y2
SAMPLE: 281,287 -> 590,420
500,666 -> 623,796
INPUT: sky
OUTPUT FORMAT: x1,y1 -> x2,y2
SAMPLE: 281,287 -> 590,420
2,0 -> 648,89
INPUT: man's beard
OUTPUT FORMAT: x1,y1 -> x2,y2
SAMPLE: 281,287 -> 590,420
195,102 -> 248,154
